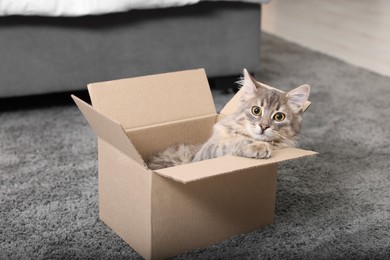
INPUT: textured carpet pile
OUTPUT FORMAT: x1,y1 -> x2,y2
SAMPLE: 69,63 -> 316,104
1,33 -> 390,259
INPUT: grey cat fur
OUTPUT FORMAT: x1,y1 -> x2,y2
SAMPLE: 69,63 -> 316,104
147,69 -> 310,170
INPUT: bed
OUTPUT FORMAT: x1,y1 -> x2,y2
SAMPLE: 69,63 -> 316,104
0,0 -> 269,97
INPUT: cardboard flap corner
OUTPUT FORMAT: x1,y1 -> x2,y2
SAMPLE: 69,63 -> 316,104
86,68 -> 217,130
154,148 -> 317,184
220,83 -> 311,116
71,95 -> 145,166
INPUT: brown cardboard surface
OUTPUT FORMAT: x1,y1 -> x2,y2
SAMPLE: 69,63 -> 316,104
98,140 -> 152,259
150,164 -> 278,259
220,85 -> 311,116
71,95 -> 145,166
155,148 -> 317,184
87,69 -> 216,130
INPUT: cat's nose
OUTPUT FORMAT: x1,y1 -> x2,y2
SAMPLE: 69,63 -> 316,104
260,125 -> 270,132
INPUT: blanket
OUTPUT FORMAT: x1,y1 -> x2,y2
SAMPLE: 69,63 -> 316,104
0,0 -> 269,16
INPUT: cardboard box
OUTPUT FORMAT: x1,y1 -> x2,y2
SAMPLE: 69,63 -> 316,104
72,69 -> 316,259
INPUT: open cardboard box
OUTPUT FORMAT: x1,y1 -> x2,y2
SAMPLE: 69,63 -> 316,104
72,69 -> 316,259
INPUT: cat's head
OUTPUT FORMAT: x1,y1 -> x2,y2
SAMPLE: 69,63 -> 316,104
236,69 -> 310,147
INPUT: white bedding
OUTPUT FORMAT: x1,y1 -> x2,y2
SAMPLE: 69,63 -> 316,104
0,0 -> 269,17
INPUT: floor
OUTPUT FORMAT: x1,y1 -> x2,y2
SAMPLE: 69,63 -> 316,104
262,0 -> 390,77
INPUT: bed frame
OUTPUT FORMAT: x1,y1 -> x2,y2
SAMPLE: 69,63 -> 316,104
0,2 -> 262,97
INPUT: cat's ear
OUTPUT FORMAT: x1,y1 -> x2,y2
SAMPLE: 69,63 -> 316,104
287,84 -> 310,113
241,69 -> 257,96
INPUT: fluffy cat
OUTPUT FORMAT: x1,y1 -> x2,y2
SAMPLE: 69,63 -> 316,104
147,69 -> 310,170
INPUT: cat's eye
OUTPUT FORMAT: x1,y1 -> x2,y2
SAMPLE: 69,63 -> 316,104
273,112 -> 286,122
251,106 -> 262,116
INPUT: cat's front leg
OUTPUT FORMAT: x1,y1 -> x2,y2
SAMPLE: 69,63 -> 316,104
239,141 -> 272,159
193,137 -> 272,162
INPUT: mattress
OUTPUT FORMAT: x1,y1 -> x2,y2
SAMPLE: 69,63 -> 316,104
0,0 -> 269,16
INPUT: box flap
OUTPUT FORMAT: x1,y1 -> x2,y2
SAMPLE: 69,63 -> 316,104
220,82 -> 311,116
87,69 -> 216,130
71,95 -> 145,166
154,148 -> 317,184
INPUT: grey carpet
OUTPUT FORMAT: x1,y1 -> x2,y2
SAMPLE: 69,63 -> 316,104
1,32 -> 390,259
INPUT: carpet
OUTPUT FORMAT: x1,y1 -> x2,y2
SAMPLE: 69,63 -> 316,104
1,32 -> 390,259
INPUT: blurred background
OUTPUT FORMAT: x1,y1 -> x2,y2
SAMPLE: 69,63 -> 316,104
262,0 -> 389,77
1,0 -> 388,109
0,0 -> 268,109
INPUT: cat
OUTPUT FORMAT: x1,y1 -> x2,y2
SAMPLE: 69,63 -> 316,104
147,69 -> 310,170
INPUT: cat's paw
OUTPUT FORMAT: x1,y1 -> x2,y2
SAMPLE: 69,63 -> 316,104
245,141 -> 272,159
